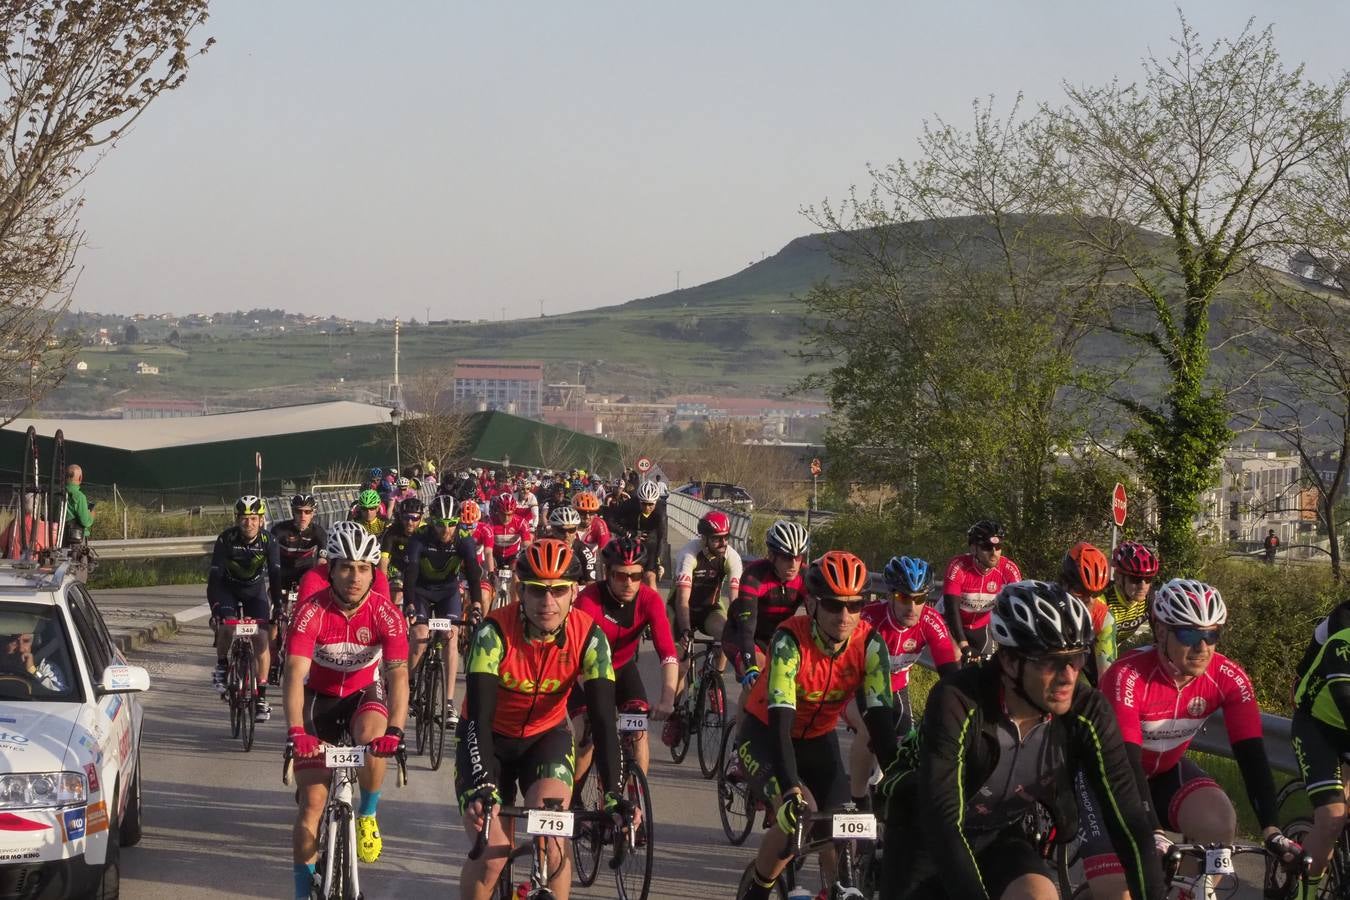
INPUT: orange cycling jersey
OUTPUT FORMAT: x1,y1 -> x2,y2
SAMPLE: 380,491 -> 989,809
466,603 -> 613,738
744,615 -> 891,739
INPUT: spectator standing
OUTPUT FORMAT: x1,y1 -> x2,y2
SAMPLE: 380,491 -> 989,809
64,465 -> 94,546
1263,528 -> 1280,565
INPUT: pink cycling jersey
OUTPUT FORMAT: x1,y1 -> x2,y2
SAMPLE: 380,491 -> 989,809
575,581 -> 677,671
287,589 -> 408,698
860,601 -> 959,691
1101,646 -> 1263,777
297,562 -> 391,605
940,553 -> 1022,631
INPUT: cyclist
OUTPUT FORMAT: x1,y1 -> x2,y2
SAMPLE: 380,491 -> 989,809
350,489 -> 389,537
883,580 -> 1165,900
208,495 -> 281,722
455,538 -> 634,900
606,479 -> 666,589
571,535 -> 678,780
269,493 -> 328,684
457,499 -> 496,602
845,555 -> 957,808
283,523 -> 409,896
1108,540 -> 1160,649
735,551 -> 899,900
297,521 -> 393,604
518,479 -> 541,531
379,496 -> 423,616
671,509 -> 743,645
725,520 -> 811,689
545,506 -> 598,585
1080,579 -> 1295,900
1059,542 -> 1116,685
487,492 -> 532,574
1291,620 -> 1350,899
573,491 -> 610,552
404,494 -> 483,728
941,519 -> 1022,663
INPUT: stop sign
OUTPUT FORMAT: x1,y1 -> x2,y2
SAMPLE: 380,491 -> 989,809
1111,482 -> 1128,527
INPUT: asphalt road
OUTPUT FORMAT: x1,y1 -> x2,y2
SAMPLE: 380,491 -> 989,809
95,585 -> 1270,900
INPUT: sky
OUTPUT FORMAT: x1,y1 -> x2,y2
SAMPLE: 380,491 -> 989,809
74,1 -> 1350,322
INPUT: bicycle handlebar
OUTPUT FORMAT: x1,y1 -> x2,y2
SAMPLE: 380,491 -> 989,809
465,801 -> 632,868
281,742 -> 409,787
1163,842 -> 1313,884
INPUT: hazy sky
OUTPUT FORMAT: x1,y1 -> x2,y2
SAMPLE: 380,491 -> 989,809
76,2 -> 1349,322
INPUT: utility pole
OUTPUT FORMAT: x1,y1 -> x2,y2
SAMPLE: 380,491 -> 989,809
539,299 -> 545,318
392,317 -> 401,406
676,270 -> 680,291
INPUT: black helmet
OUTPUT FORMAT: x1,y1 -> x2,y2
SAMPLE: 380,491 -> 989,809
967,519 -> 1006,546
429,495 -> 456,521
398,497 -> 425,517
989,580 -> 1093,655
291,493 -> 316,510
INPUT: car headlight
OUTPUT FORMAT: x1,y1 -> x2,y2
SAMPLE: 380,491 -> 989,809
0,772 -> 85,809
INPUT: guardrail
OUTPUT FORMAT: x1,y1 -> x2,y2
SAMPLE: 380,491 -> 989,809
90,536 -> 215,560
665,492 -> 752,556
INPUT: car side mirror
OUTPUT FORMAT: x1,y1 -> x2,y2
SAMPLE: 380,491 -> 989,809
96,664 -> 150,695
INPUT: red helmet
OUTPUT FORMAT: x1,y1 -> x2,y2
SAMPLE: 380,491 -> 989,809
698,510 -> 731,538
602,534 -> 646,567
494,493 -> 518,519
1112,540 -> 1160,578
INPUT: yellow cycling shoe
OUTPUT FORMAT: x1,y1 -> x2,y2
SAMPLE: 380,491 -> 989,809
356,815 -> 382,864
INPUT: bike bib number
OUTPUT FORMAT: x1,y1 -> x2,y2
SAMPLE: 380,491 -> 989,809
618,713 -> 648,733
233,622 -> 258,637
526,810 -> 574,837
831,813 -> 877,840
325,746 -> 366,769
428,618 -> 454,632
1204,847 -> 1234,876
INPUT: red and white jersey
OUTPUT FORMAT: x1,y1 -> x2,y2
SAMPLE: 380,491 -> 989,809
488,517 -> 533,564
581,516 -> 611,551
470,521 -> 495,565
940,553 -> 1023,631
287,590 -> 409,698
1101,647 -> 1263,777
297,562 -> 391,604
860,601 -> 959,691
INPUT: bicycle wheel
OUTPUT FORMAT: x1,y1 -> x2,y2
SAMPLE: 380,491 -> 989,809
412,661 -> 430,757
717,728 -> 754,845
227,657 -> 242,739
615,764 -> 654,900
669,696 -> 692,764
427,657 -> 447,771
328,805 -> 352,900
572,763 -> 604,887
697,675 -> 727,778
240,654 -> 257,752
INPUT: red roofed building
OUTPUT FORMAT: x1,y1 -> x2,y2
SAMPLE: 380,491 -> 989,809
453,359 -> 544,418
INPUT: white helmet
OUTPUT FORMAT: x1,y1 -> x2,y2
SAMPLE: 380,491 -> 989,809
1151,578 -> 1227,628
549,506 -> 582,529
326,521 -> 381,563
636,480 -> 661,503
765,520 -> 810,558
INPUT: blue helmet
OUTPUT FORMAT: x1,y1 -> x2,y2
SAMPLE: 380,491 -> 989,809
369,467 -> 382,479
883,556 -> 931,595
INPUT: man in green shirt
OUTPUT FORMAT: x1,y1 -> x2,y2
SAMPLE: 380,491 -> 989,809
64,464 -> 93,545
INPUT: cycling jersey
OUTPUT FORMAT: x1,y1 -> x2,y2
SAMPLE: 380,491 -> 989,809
859,601 -> 959,693
671,538 -> 742,610
1296,599 -> 1350,686
487,517 -> 532,565
287,588 -> 408,698
404,526 -> 483,605
1084,596 -> 1117,685
567,536 -> 598,584
297,562 -> 392,606
1295,625 -> 1350,732
575,581 -> 678,671
379,525 -> 418,583
580,515 -> 610,551
605,496 -> 666,571
270,520 -> 327,590
1106,583 -> 1149,646
209,526 -> 280,588
939,552 -> 1022,640
1292,626 -> 1350,805
726,557 -> 808,672
1101,646 -> 1263,777
348,512 -> 389,537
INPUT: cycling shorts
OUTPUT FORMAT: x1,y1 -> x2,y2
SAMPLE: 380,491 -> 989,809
642,540 -> 661,574
964,624 -> 992,658
297,682 -> 388,772
411,582 -> 462,625
884,825 -> 1052,900
723,630 -> 770,680
208,580 -> 271,623
567,659 -> 646,718
1292,712 -> 1350,807
1078,757 -> 1217,879
669,602 -> 725,641
733,713 -> 849,812
453,721 -> 575,803
855,686 -> 913,737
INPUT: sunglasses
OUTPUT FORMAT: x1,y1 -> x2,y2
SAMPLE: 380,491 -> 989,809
818,596 -> 865,615
978,542 -> 1002,552
523,582 -> 574,598
294,508 -> 315,514
1122,574 -> 1154,585
771,551 -> 803,563
1171,626 -> 1222,648
402,514 -> 423,521
432,518 -> 455,527
608,570 -> 644,583
1025,652 -> 1088,674
892,592 -> 926,604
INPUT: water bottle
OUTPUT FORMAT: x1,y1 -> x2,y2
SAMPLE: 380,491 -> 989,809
514,883 -> 528,900
786,886 -> 814,900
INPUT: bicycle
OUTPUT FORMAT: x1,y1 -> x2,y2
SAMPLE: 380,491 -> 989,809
468,798 -> 629,900
716,724 -> 761,845
667,637 -> 727,777
271,587 -> 299,686
734,805 -> 877,900
282,734 -> 409,900
492,566 -> 514,612
573,701 -> 655,900
411,615 -> 464,770
1164,842 -> 1311,900
221,618 -> 263,751
1272,776 -> 1341,899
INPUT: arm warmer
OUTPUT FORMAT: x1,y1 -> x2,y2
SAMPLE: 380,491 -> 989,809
582,676 -> 622,795
1231,736 -> 1281,830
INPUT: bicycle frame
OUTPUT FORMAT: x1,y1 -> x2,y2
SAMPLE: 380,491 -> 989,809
1164,842 -> 1312,900
469,800 -> 628,899
781,807 -> 877,900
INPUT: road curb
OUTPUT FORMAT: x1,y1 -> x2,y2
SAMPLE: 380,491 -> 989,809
104,612 -> 181,655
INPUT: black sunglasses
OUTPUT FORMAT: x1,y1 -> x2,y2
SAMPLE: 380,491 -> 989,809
818,596 -> 865,614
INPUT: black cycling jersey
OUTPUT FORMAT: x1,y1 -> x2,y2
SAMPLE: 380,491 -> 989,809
270,520 -> 327,588
404,526 -> 483,606
380,525 -> 418,582
604,496 -> 666,552
209,525 -> 281,597
727,557 -> 807,668
883,663 -> 1164,900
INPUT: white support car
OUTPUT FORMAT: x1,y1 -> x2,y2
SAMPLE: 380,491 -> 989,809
0,561 -> 149,899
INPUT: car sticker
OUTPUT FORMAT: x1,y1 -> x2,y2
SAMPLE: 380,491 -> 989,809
0,813 -> 50,832
62,808 -> 85,841
84,763 -> 99,793
85,802 -> 107,835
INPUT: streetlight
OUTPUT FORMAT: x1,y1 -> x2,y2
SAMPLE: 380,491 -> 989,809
389,405 -> 404,471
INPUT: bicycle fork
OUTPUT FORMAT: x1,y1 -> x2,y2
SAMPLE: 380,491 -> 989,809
322,772 -> 360,899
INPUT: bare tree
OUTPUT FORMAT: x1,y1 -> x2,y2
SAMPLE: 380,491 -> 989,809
0,1 -> 213,423
400,368 -> 473,471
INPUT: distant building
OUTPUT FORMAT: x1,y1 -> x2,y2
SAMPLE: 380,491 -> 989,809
1196,449 -> 1309,544
453,359 -> 544,418
120,399 -> 206,420
133,361 -> 159,375
74,361 -> 88,372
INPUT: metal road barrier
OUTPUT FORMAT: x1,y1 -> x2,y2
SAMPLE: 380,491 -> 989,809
664,492 -> 752,556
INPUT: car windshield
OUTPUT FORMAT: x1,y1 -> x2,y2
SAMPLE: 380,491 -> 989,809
0,603 -> 78,702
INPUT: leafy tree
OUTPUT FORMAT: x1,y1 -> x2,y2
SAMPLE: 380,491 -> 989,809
123,322 -> 140,345
1050,18 -> 1349,570
0,0 -> 212,424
